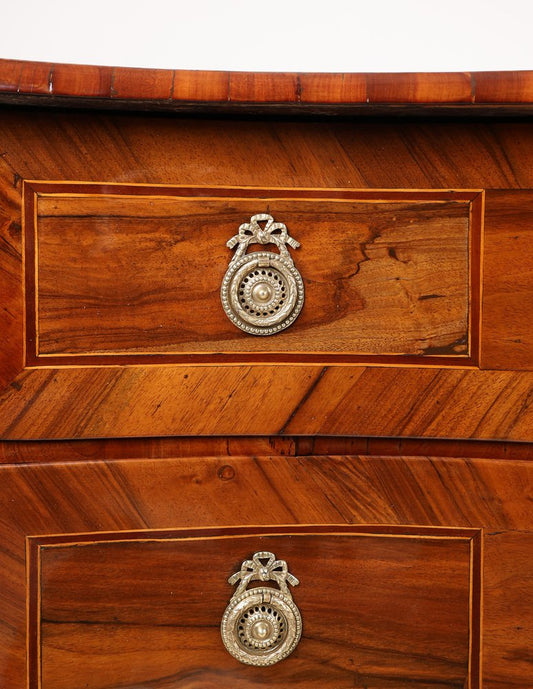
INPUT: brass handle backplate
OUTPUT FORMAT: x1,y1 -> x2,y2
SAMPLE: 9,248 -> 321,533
220,214 -> 304,336
220,551 -> 302,666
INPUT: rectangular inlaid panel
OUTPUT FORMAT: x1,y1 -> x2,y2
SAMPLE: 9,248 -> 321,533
25,183 -> 481,366
29,525 -> 479,689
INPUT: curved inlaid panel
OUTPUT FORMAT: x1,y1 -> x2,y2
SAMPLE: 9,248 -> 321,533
31,527 -> 477,688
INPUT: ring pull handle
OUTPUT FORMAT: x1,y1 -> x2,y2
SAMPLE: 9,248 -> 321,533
220,215 -> 305,336
220,551 -> 302,666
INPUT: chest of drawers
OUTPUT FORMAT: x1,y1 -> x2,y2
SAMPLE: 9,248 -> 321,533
0,62 -> 532,688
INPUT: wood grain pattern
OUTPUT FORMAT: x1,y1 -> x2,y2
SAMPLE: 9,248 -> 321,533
13,61 -> 53,95
1,113 -> 532,191
36,530 -> 474,689
51,63 -> 113,98
299,73 -> 366,104
366,72 -> 472,103
1,365 -> 533,440
0,158 -> 22,390
111,67 -> 174,100
474,70 -> 533,103
230,72 -> 299,102
0,60 -> 532,111
482,190 -> 533,370
172,70 -> 229,102
0,453 -> 530,687
31,187 -> 472,361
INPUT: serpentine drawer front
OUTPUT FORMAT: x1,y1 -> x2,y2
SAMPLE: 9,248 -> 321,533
0,109 -> 532,441
0,64 -> 532,689
2,450 -> 529,689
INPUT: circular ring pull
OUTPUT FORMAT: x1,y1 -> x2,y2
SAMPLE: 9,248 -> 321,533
221,215 -> 304,336
221,551 -> 302,666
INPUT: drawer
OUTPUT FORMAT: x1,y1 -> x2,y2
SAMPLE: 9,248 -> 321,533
1,446 -> 530,688
26,184 -> 475,363
0,111 -> 532,441
33,526 -> 476,688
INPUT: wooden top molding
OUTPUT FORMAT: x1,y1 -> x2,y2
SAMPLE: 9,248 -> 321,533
0,59 -> 533,113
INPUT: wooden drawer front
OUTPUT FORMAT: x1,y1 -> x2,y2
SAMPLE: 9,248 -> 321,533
27,183 -> 476,365
32,527 -> 476,689
1,452 -> 531,688
1,114 -> 533,441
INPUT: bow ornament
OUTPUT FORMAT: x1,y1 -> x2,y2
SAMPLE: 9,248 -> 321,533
227,214 -> 300,262
229,551 -> 300,596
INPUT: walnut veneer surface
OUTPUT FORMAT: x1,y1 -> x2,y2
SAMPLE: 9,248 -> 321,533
0,62 -> 531,688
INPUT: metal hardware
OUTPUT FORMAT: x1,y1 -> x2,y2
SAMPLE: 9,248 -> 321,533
221,551 -> 302,666
220,214 -> 304,335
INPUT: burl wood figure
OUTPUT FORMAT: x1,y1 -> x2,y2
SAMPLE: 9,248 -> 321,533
0,61 -> 532,688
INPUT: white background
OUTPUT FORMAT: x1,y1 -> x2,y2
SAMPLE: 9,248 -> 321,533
2,0 -> 532,72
